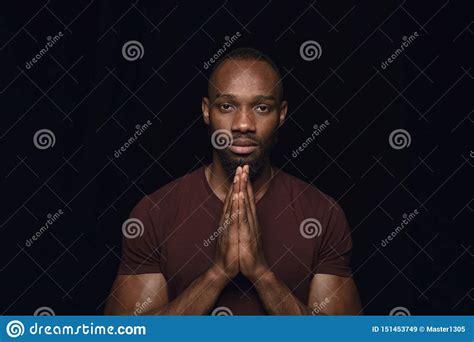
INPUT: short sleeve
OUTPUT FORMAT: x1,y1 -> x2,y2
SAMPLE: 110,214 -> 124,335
313,201 -> 353,277
117,197 -> 163,275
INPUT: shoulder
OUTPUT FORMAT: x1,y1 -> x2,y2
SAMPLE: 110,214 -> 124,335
276,170 -> 351,249
130,167 -> 204,217
275,168 -> 342,215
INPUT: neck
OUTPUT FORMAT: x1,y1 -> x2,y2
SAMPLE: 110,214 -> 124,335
206,151 -> 273,203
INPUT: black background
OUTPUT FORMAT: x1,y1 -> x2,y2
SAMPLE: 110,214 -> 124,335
0,0 -> 472,315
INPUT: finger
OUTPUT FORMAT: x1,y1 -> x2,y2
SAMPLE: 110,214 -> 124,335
228,189 -> 240,245
244,166 -> 257,220
238,191 -> 249,236
222,186 -> 238,246
243,166 -> 262,243
235,166 -> 244,194
238,167 -> 249,226
241,172 -> 255,228
221,172 -> 238,242
226,167 -> 242,214
222,171 -> 238,216
233,166 -> 242,200
227,173 -> 239,220
222,167 -> 242,245
229,167 -> 241,227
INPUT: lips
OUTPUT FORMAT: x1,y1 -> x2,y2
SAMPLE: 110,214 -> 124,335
229,139 -> 258,155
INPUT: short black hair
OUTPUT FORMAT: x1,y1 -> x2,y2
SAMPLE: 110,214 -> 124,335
207,47 -> 284,102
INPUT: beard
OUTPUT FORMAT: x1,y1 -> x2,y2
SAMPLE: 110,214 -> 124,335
210,127 -> 278,181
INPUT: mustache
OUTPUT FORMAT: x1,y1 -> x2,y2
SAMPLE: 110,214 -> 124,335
207,125 -> 279,147
231,133 -> 259,144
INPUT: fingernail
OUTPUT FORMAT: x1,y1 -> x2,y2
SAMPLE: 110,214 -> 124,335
233,175 -> 238,183
233,193 -> 237,200
239,192 -> 244,199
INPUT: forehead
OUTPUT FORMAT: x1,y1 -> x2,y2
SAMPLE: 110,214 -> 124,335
210,59 -> 279,99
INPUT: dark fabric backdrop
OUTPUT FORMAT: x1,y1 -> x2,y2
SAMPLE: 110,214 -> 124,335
0,0 -> 472,314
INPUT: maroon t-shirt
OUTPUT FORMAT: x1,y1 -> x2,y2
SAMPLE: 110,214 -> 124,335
117,166 -> 353,315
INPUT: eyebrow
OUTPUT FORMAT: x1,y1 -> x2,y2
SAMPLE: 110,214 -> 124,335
214,93 -> 277,102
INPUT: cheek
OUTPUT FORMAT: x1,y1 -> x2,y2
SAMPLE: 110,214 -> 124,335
256,117 -> 279,143
209,111 -> 232,130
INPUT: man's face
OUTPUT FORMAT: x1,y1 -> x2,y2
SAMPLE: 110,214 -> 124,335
202,58 -> 287,180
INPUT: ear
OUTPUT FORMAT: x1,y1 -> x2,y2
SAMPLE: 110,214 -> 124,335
278,100 -> 288,128
202,97 -> 210,125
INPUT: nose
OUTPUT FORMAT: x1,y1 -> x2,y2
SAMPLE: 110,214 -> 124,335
231,108 -> 256,134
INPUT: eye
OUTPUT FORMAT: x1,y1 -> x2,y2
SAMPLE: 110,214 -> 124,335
219,103 -> 234,112
255,104 -> 271,113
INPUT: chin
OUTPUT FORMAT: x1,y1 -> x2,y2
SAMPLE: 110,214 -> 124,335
231,153 -> 256,163
218,149 -> 266,181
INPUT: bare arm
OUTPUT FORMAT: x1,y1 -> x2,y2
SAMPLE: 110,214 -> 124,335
104,266 -> 229,315
106,169 -> 241,315
238,165 -> 361,315
252,271 -> 362,315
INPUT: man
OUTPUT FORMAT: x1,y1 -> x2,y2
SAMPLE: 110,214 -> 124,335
105,47 -> 362,315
